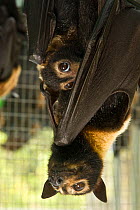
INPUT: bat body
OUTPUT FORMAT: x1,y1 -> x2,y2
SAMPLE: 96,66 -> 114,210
42,92 -> 130,202
0,0 -> 26,97
37,0 -> 98,126
41,5 -> 140,202
1,66 -> 48,151
25,0 -> 140,202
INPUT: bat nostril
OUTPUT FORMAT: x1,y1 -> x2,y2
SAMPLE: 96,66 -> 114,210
57,177 -> 63,185
49,176 -> 63,187
54,177 -> 63,187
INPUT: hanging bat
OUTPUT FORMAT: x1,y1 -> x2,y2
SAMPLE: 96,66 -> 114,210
1,67 -> 48,151
0,0 -> 26,97
41,91 -> 131,202
25,0 -> 140,202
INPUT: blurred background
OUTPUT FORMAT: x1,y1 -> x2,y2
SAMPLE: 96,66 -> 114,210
0,0 -> 140,210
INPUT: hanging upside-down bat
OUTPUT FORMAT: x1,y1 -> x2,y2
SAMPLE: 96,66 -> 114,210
0,0 -> 26,97
25,0 -> 140,202
1,66 -> 48,151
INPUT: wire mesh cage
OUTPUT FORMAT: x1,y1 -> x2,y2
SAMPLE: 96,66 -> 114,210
0,1 -> 140,210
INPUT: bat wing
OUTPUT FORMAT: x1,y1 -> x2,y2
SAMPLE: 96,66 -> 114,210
40,82 -> 58,131
127,0 -> 140,8
0,14 -> 16,80
0,0 -> 25,81
54,0 -> 140,146
24,0 -> 56,64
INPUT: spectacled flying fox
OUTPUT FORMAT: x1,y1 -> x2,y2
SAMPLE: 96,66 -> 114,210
25,0 -> 140,203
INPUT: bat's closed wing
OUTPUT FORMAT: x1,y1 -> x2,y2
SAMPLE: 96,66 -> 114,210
54,0 -> 140,146
24,0 -> 55,64
25,0 -> 58,129
25,0 -> 140,146
0,0 -> 26,97
0,0 -> 25,81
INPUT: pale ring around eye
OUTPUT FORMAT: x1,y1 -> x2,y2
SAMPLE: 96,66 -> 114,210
58,62 -> 71,72
72,182 -> 85,191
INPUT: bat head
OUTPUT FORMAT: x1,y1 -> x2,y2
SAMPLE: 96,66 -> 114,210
38,32 -> 84,123
41,137 -> 107,203
39,34 -> 83,91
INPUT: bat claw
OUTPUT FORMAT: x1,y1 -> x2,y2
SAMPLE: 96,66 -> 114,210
54,137 -> 71,146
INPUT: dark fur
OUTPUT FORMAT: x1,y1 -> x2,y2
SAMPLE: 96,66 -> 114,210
40,0 -> 99,122
23,0 -> 140,202
0,0 -> 26,81
49,134 -> 103,194
54,0 -> 97,41
40,0 -> 132,202
41,90 -> 129,202
88,92 -> 130,131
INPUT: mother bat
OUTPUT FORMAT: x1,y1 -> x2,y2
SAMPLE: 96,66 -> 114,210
25,0 -> 140,202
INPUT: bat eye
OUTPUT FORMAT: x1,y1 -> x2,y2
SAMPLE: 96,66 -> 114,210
58,62 -> 71,72
72,182 -> 85,191
64,82 -> 74,90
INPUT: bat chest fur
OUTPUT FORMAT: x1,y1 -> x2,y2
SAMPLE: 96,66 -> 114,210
82,91 -> 131,159
83,115 -> 131,159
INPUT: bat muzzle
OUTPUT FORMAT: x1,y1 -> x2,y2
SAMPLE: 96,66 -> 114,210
49,176 -> 63,188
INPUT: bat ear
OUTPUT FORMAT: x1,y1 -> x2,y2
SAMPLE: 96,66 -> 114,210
41,180 -> 58,199
93,178 -> 107,203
